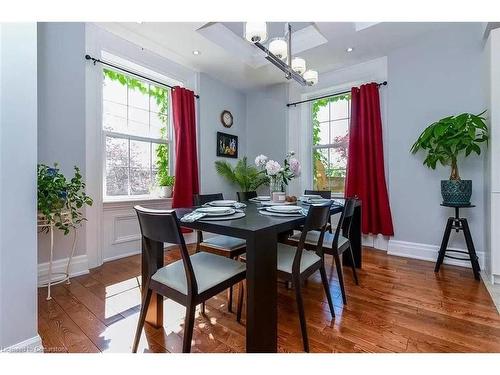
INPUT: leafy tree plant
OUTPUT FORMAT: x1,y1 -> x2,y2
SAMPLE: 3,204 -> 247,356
38,163 -> 93,235
410,112 -> 488,180
215,157 -> 268,192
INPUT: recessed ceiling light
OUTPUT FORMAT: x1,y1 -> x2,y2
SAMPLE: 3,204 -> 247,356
192,50 -> 201,56
346,47 -> 354,53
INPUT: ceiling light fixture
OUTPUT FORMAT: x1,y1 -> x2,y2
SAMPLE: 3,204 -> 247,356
245,22 -> 268,43
346,47 -> 354,53
192,50 -> 201,55
244,22 -> 318,86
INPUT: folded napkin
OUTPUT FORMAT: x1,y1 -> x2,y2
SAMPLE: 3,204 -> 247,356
300,208 -> 309,216
180,211 -> 207,223
233,202 -> 247,209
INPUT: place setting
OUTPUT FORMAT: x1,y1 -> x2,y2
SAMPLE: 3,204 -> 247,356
181,200 -> 246,222
258,204 -> 308,217
299,194 -> 334,205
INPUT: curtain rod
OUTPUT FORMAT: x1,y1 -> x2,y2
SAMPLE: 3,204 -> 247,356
286,81 -> 387,107
84,54 -> 200,99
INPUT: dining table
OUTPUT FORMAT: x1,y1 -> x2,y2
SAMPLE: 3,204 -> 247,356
142,198 -> 362,353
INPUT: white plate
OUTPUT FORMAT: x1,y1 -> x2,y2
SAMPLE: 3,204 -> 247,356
259,210 -> 304,218
208,200 -> 237,207
255,196 -> 271,201
260,201 -> 297,206
199,212 -> 245,221
267,205 -> 303,213
195,207 -> 235,216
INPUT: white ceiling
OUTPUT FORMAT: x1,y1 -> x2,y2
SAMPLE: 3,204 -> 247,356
97,22 -> 458,92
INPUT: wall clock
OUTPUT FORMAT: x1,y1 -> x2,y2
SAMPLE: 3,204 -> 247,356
220,110 -> 233,128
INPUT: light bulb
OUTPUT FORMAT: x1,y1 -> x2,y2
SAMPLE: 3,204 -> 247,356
245,22 -> 267,43
291,57 -> 306,75
303,70 -> 318,85
269,38 -> 287,60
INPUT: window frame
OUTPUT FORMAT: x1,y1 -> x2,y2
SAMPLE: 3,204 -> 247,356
311,94 -> 351,195
101,66 -> 174,202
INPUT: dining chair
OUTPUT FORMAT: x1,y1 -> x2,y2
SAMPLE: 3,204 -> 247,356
237,191 -> 257,202
304,189 -> 333,233
132,206 -> 246,353
287,198 -> 359,304
237,203 -> 335,352
193,193 -> 247,313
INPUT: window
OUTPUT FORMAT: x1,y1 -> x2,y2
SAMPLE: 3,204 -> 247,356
102,67 -> 171,199
311,93 -> 351,194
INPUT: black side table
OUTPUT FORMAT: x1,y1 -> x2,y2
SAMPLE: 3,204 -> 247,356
434,203 -> 480,280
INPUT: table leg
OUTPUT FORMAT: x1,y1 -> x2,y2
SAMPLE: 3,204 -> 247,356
434,217 -> 453,273
461,218 -> 481,280
143,239 -> 164,328
343,204 -> 362,268
245,228 -> 277,352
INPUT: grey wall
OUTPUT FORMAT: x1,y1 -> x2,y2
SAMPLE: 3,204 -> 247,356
246,83 -> 288,164
37,22 -> 87,263
0,23 -> 39,349
386,23 -> 486,251
198,73 -> 247,200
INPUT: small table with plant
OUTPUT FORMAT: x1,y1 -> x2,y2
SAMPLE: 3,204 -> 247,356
411,111 -> 488,278
38,164 -> 93,300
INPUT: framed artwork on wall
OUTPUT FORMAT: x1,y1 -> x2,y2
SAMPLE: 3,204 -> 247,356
217,132 -> 238,158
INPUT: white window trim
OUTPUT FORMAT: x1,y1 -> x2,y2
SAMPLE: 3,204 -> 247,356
101,64 -> 175,203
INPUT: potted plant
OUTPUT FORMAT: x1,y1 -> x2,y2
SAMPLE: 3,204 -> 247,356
410,112 -> 488,205
158,174 -> 175,198
38,163 -> 93,234
215,156 -> 269,194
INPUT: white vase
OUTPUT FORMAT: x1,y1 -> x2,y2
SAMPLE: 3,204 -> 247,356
159,186 -> 172,198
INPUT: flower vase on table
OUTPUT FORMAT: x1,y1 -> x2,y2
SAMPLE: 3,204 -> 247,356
255,151 -> 301,203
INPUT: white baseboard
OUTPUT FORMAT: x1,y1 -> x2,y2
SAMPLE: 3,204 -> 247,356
1,334 -> 43,353
38,254 -> 89,280
388,239 -> 485,270
362,234 -> 389,251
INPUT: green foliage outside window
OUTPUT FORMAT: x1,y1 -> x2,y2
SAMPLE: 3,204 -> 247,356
311,93 -> 350,185
103,68 -> 172,188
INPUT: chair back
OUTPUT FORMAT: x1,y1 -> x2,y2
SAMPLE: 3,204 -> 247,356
134,206 -> 198,295
332,198 -> 356,249
193,193 -> 223,206
292,203 -> 332,274
237,191 -> 257,202
304,189 -> 332,199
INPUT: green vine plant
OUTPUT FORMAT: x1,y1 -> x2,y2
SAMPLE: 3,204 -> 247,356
38,163 -> 93,235
410,112 -> 488,180
312,93 -> 350,185
215,157 -> 269,192
103,69 -> 173,190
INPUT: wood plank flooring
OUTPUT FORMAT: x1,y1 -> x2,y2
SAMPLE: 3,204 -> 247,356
37,246 -> 500,353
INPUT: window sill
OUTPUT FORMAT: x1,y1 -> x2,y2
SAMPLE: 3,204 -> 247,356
103,196 -> 173,211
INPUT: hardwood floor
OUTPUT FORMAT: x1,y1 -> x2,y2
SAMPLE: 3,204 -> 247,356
37,246 -> 500,353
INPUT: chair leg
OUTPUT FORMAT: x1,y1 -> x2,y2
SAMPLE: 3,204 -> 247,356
334,253 -> 347,304
236,281 -> 244,323
201,302 -> 206,315
182,301 -> 196,353
320,265 -> 335,318
293,277 -> 309,352
348,246 -> 359,285
228,286 -> 234,313
132,287 -> 152,353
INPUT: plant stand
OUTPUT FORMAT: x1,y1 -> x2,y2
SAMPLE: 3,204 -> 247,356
434,203 -> 480,280
38,212 -> 78,300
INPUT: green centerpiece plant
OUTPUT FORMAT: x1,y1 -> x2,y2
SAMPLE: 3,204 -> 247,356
37,163 -> 93,235
215,156 -> 269,193
410,112 -> 488,205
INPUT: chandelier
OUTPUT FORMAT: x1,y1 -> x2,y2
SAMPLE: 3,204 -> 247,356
244,22 -> 318,86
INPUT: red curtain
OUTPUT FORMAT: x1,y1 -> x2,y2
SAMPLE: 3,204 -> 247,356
171,87 -> 199,209
345,83 -> 394,236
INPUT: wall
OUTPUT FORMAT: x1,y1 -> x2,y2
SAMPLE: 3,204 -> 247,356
198,73 -> 247,200
0,23 -> 40,350
386,23 -> 487,263
37,22 -> 87,266
245,83 -> 288,195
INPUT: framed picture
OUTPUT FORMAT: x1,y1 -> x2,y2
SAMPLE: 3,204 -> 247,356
216,132 -> 238,158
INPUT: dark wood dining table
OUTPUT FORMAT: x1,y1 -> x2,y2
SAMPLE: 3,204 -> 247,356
142,198 -> 362,353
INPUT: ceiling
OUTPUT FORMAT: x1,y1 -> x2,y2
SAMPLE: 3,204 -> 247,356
97,22 -> 457,91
